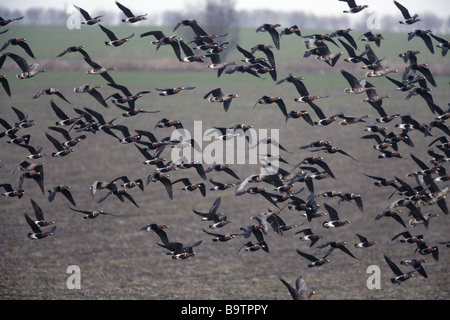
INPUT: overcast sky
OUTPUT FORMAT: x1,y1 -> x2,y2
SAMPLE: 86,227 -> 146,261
5,0 -> 450,19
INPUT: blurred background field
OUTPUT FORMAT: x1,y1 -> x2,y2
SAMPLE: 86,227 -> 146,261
0,3 -> 449,301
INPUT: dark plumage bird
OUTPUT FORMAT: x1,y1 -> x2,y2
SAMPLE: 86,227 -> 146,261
164,238 -> 202,260
7,133 -> 30,146
300,140 -> 332,150
97,181 -> 140,208
354,233 -> 377,248
202,229 -> 242,242
236,44 -> 275,79
172,177 -> 206,197
78,107 -> 120,139
340,39 -> 369,64
255,211 -> 304,235
155,118 -> 183,130
141,223 -> 169,232
192,197 -> 225,223
322,203 -> 351,228
48,185 -> 76,206
179,39 -> 206,62
74,84 -> 108,107
253,95 -> 288,120
135,143 -> 167,167
0,15 -> 24,26
33,88 -> 71,104
308,100 -> 343,126
239,223 -> 269,253
276,72 -> 304,91
339,0 -> 369,13
150,223 -> 202,259
119,176 -> 144,191
286,110 -> 314,125
249,136 -> 290,153
236,185 -> 280,208
106,83 -> 153,116
307,41 -> 343,66
294,156 -> 335,179
303,33 -> 339,48
415,241 -> 439,261
317,241 -> 358,259
405,86 -> 440,115
359,31 -> 384,47
29,199 -> 55,227
57,45 -> 89,58
18,163 -> 45,195
237,240 -> 269,254
0,183 -> 24,198
364,173 -> 399,189
385,75 -> 415,92
51,100 -> 85,127
140,30 -> 182,60
280,25 -> 302,37
156,86 -> 195,96
375,209 -> 406,227
173,19 -> 200,32
69,207 -> 120,219
256,23 -> 281,50
16,144 -> 48,160
25,213 -> 56,240
209,179 -> 238,191
203,88 -> 238,112
391,231 -> 424,244
295,228 -> 324,247
250,44 -> 276,70
338,192 -> 363,211
400,50 -> 421,64
91,176 -> 131,197
73,5 -> 103,25
225,64 -> 262,79
146,223 -> 180,254
0,75 -> 11,97
430,33 -> 450,56
394,1 -> 421,25
173,158 -> 206,181
403,63 -> 437,88
296,248 -> 334,267
99,24 -> 134,47
310,145 -> 360,162
0,37 -> 35,58
330,28 -> 358,49
292,77 -> 329,103
384,255 -> 419,284
408,29 -> 434,54
205,164 -> 240,179
400,259 -> 428,278
115,1 -> 147,23
146,171 -> 173,200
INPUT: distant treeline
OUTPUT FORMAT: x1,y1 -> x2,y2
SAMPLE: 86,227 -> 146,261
0,4 -> 449,34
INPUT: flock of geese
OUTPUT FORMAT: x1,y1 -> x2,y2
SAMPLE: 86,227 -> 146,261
1,0 -> 449,299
